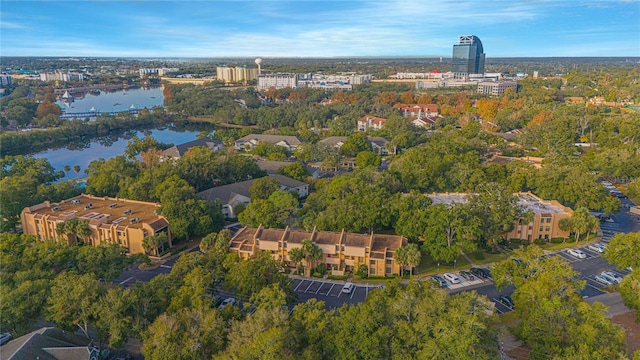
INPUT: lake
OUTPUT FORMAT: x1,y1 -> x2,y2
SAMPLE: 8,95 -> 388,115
33,127 -> 208,175
56,86 -> 164,114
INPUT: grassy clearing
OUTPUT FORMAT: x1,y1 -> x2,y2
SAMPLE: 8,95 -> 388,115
471,250 -> 509,265
417,252 -> 471,276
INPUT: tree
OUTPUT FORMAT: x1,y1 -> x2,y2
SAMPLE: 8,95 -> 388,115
249,176 -> 281,200
355,150 -> 381,168
63,165 -> 71,179
569,207 -> 594,242
491,246 -> 627,359
238,199 -> 278,228
603,232 -> 640,320
46,272 -> 103,339
73,165 -> 81,178
277,162 -> 311,182
155,175 -> 216,240
142,307 -> 227,360
422,203 -> 481,263
300,239 -> 323,275
340,132 -> 371,157
75,220 -> 92,245
394,243 -> 421,277
288,247 -> 305,270
94,287 -> 133,349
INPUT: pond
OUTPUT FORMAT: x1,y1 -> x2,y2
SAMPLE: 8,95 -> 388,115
32,126 -> 214,175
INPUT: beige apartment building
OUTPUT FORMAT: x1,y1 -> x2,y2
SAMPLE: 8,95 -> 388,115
230,226 -> 408,277
21,194 -> 171,255
428,192 -> 573,242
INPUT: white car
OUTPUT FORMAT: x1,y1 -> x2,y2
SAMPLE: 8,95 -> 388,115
587,243 -> 605,253
602,271 -> 623,284
594,274 -> 614,286
567,249 -> 587,259
443,273 -> 461,284
342,282 -> 354,294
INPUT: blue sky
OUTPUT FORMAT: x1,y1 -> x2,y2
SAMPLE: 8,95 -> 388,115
2,0 -> 639,57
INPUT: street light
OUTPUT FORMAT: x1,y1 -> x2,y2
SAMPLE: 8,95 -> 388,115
454,259 -> 457,270
437,263 -> 440,272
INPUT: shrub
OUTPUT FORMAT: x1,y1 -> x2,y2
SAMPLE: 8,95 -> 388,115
534,238 -> 546,245
550,237 -> 565,244
473,251 -> 485,260
327,274 -> 349,281
356,264 -> 368,279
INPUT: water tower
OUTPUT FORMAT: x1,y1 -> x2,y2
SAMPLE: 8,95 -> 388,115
255,57 -> 262,75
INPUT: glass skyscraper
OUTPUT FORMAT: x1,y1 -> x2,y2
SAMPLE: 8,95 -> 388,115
452,35 -> 485,76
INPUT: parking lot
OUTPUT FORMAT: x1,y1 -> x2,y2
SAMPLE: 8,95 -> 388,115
290,278 -> 386,309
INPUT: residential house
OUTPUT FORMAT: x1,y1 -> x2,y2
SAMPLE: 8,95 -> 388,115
21,194 -> 171,255
319,136 -> 395,155
1,327 -> 98,360
161,138 -> 224,161
235,134 -> 303,152
229,226 -> 408,276
411,117 -> 437,129
393,103 -> 439,118
197,174 -> 309,218
357,115 -> 387,131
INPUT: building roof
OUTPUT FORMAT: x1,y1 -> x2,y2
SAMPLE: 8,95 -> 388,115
268,174 -> 307,188
2,327 -> 93,360
256,159 -> 293,174
343,233 -> 371,248
367,137 -> 390,147
393,103 -> 438,113
162,138 -> 222,158
22,194 -> 163,231
319,136 -> 347,147
196,175 -> 306,206
236,134 -> 302,146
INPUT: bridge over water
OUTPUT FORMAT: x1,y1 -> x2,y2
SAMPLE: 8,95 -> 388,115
60,109 -> 138,119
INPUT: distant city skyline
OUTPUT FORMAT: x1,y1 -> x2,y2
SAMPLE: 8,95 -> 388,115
2,1 -> 639,58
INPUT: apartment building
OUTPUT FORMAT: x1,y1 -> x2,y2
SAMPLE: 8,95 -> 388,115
257,73 -> 298,90
393,103 -> 439,118
235,134 -> 303,152
216,65 -> 259,83
477,81 -> 517,96
427,192 -> 573,241
229,226 -> 407,277
357,115 -> 387,131
21,194 -> 171,255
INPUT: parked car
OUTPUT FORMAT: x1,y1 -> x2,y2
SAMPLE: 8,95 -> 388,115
470,267 -> 492,279
211,294 -> 223,308
499,295 -> 515,308
341,282 -> 355,294
443,273 -> 461,284
0,332 -> 12,345
430,275 -> 447,287
602,271 -> 623,284
459,270 -> 477,282
567,249 -> 587,259
219,297 -> 236,309
594,274 -> 614,286
587,243 -> 606,253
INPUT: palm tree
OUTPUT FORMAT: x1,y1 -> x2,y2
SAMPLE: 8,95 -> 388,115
73,165 -> 81,179
558,218 -> 573,242
288,247 -> 305,272
394,246 -> 409,276
301,239 -> 323,276
55,222 -> 67,242
64,218 -> 79,244
404,243 -> 422,278
142,236 -> 156,256
63,165 -> 71,179
75,220 -> 92,245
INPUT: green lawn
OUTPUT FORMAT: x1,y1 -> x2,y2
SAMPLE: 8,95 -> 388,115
417,252 -> 470,276
470,250 -> 509,265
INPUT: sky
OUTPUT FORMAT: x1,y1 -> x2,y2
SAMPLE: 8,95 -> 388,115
2,0 -> 639,58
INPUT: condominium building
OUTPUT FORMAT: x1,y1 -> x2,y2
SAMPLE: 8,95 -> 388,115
39,71 -> 84,82
427,192 -> 573,241
216,65 -> 258,83
477,81 -> 517,96
21,194 -> 172,255
229,226 -> 407,276
0,73 -> 12,87
257,73 -> 298,90
235,134 -> 303,152
357,115 -> 387,131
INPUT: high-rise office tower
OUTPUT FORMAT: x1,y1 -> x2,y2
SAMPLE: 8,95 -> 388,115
452,35 -> 485,76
